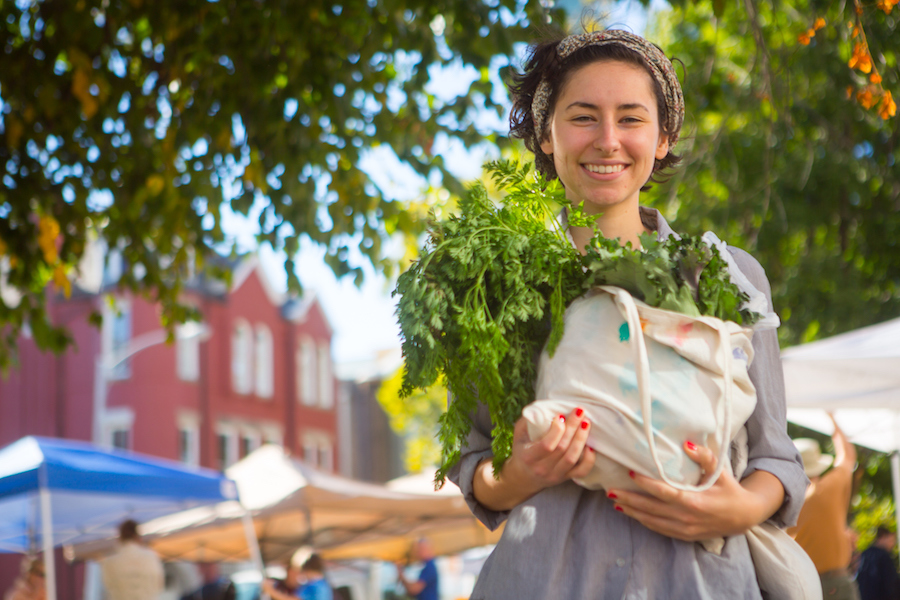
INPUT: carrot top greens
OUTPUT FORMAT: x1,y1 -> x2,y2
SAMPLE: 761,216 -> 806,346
394,161 -> 759,487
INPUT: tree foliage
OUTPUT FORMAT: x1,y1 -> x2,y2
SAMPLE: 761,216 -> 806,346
376,367 -> 444,473
0,0 -> 564,367
643,0 -> 900,347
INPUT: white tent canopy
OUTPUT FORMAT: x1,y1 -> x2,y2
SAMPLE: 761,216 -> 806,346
783,315 -> 900,452
782,315 -> 900,565
71,446 -> 501,565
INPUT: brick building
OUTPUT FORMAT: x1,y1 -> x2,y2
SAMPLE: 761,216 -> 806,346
0,252 -> 341,596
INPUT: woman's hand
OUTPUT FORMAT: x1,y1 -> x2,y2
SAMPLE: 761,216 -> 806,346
472,407 -> 596,512
606,442 -> 785,541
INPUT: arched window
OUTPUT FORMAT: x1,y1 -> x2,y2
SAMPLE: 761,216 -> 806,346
297,337 -> 317,405
254,324 -> 273,399
318,343 -> 333,409
231,319 -> 253,395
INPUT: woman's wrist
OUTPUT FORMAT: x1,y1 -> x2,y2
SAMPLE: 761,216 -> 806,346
473,456 -> 546,512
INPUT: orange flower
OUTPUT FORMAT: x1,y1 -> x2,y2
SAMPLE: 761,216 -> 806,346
798,30 -> 813,45
52,264 -> 71,299
851,25 -> 860,38
846,86 -> 854,99
857,88 -> 876,109
876,0 -> 898,13
880,91 -> 897,119
849,42 -> 873,73
870,73 -> 883,84
814,17 -> 826,30
37,215 -> 60,265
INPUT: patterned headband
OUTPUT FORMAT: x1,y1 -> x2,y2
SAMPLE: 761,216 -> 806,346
531,30 -> 684,148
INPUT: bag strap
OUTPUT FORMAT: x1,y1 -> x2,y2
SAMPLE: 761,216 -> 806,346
613,286 -> 733,492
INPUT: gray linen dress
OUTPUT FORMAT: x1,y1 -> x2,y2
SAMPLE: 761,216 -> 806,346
448,207 -> 809,600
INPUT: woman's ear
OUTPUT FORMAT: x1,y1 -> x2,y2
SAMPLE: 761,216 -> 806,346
539,129 -> 554,156
655,133 -> 670,160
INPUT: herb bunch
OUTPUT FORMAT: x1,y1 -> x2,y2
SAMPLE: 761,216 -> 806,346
395,160 -> 760,487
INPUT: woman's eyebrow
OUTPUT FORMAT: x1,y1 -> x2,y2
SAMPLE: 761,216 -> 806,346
564,101 -> 651,112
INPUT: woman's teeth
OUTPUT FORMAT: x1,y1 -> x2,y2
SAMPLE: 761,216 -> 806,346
586,164 -> 625,174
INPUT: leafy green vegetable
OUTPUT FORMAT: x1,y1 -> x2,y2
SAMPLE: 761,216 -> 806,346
394,160 -> 761,487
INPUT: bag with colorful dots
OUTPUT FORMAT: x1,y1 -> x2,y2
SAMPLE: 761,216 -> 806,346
522,284 -> 757,494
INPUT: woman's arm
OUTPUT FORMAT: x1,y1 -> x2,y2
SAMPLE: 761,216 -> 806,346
473,409 -> 596,511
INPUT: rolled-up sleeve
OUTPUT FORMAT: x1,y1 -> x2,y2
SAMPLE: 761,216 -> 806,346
446,401 -> 510,531
731,249 -> 809,527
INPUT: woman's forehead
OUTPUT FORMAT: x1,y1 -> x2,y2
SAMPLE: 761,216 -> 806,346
557,60 -> 658,105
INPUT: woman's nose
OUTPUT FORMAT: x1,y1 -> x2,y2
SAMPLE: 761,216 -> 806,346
593,121 -> 621,153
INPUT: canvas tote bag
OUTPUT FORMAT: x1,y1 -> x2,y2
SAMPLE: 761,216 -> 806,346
730,427 -> 823,600
523,285 -> 758,493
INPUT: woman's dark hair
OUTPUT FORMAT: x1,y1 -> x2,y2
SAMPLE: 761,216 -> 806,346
509,37 -> 682,187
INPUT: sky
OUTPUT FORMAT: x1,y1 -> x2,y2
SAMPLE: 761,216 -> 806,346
223,1 -> 653,372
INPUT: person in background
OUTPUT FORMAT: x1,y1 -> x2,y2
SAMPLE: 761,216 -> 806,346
856,526 -> 900,600
99,519 -> 164,600
262,554 -> 332,600
297,554 -> 332,600
396,539 -> 438,600
4,556 -> 46,600
271,562 -> 303,596
788,414 -> 859,599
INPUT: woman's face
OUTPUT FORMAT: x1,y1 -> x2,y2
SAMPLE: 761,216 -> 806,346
539,59 -> 669,216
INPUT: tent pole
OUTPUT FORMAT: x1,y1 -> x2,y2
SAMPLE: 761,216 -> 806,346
892,452 -> 900,570
39,487 -> 57,600
240,509 -> 267,600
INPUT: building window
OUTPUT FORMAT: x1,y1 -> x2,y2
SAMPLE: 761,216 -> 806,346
261,426 -> 283,447
102,407 -> 134,450
298,338 -> 317,406
240,429 -> 260,458
111,429 -> 130,450
231,320 -> 253,395
318,443 -> 334,472
302,431 -> 333,472
177,413 -> 200,466
176,322 -> 201,382
254,325 -> 273,399
317,343 -> 333,409
216,426 -> 238,470
103,299 -> 132,380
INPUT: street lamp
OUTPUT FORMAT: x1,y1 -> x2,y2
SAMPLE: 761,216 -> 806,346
91,321 -> 212,446
82,321 -> 211,600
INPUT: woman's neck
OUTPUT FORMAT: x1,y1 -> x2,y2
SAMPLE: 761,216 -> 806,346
569,204 -> 648,254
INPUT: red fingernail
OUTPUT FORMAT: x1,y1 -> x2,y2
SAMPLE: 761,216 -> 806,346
615,505 -> 624,512
559,415 -> 565,422
607,492 -> 617,499
580,420 -> 589,430
686,441 -> 697,451
575,408 -> 584,417
628,470 -> 635,478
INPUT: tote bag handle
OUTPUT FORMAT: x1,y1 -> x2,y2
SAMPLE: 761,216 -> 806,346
612,286 -> 733,492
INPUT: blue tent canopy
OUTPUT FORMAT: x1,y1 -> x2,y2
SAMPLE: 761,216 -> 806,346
0,436 -> 238,553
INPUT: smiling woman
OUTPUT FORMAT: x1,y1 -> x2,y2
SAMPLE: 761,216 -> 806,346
446,29 -> 809,600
